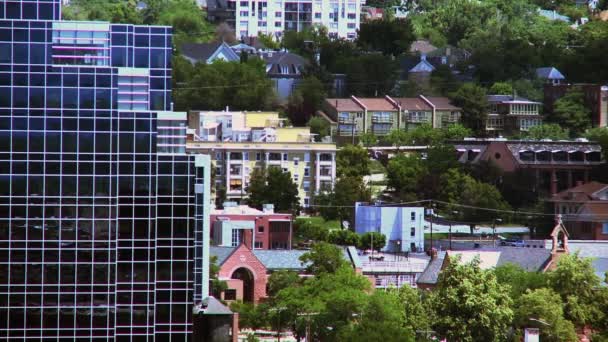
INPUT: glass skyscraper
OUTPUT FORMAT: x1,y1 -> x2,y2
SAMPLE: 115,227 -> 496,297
0,0 -> 211,340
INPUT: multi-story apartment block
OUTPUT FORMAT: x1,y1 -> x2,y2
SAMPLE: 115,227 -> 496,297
486,95 -> 543,136
321,95 -> 462,145
188,111 -> 337,208
0,1 -> 213,340
207,0 -> 364,40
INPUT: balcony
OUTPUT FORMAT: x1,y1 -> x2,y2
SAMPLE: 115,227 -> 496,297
339,117 -> 356,124
372,115 -> 394,123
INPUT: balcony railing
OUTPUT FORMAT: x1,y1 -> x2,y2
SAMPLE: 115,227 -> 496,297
372,115 -> 393,123
339,117 -> 356,124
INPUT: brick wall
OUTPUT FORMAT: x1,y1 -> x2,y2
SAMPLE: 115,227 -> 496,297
218,244 -> 268,303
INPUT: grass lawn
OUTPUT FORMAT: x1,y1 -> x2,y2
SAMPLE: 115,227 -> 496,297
296,216 -> 342,230
368,159 -> 386,174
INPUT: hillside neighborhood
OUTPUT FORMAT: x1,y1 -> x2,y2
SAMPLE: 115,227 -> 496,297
2,0 -> 608,341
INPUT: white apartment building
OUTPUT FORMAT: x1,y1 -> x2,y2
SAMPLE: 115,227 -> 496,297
207,0 -> 364,40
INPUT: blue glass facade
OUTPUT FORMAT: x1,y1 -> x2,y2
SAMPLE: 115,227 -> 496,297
0,1 -> 207,341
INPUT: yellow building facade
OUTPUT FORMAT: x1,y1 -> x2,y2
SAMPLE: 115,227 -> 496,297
187,111 -> 337,208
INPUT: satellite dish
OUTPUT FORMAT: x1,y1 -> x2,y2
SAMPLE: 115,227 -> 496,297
342,221 -> 350,229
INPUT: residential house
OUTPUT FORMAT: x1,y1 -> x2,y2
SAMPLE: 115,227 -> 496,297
187,111 -> 337,208
451,138 -> 603,195
259,50 -> 308,101
321,95 -> 462,145
544,83 -> 608,127
401,44 -> 472,84
360,253 -> 430,289
485,94 -> 543,136
209,244 -> 361,303
180,41 -> 240,64
355,203 -> 426,252
536,67 -> 566,85
210,202 -> 293,250
551,181 -> 608,240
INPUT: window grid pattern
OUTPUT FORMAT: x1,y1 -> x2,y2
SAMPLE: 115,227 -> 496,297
0,1 -> 197,340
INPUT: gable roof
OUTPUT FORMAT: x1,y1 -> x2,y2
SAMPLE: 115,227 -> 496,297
259,51 -> 308,76
424,97 -> 461,111
536,67 -> 566,80
355,98 -> 398,111
391,97 -> 433,111
180,41 -> 239,64
552,181 -> 608,202
325,98 -> 363,112
447,250 -> 501,269
409,58 -> 435,73
417,251 -> 446,285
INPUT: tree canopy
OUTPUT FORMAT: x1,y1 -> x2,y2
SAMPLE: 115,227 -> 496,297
246,167 -> 300,214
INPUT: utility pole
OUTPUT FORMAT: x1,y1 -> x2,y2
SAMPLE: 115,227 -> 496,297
428,202 -> 434,252
449,210 -> 458,251
493,218 -> 502,247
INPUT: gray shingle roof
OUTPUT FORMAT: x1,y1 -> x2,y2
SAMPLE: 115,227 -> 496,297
536,67 -> 566,80
483,246 -> 552,272
210,246 -> 358,271
417,251 -> 446,285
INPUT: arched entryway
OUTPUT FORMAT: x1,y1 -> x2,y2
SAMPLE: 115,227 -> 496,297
231,267 -> 255,303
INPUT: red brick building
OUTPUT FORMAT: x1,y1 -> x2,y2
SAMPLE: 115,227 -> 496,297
210,245 -> 362,303
544,83 -> 608,128
210,203 -> 292,250
452,139 -> 603,195
551,181 -> 608,240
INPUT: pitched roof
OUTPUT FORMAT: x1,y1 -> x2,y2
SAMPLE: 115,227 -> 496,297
356,98 -> 398,111
180,41 -> 239,63
552,181 -> 608,202
424,97 -> 461,110
325,98 -> 363,112
201,296 -> 233,315
489,247 -> 552,272
577,202 -> 608,220
536,67 -> 566,80
260,51 -> 308,76
391,97 -> 433,111
210,246 -> 359,271
409,59 -> 435,73
417,251 -> 446,285
447,250 -> 501,269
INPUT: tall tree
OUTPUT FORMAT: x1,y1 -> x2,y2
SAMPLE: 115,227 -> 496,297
386,154 -> 425,201
357,18 -> 416,57
344,54 -> 399,97
307,117 -> 330,142
450,83 -> 489,136
315,176 -> 371,224
299,242 -> 347,275
246,167 -> 301,213
523,124 -> 570,140
336,145 -> 370,177
431,256 -> 513,341
552,87 -> 592,137
287,76 -> 327,126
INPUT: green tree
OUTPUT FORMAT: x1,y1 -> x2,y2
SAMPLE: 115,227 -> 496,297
343,54 -> 399,97
257,32 -> 280,50
585,127 -> 608,159
547,253 -> 603,327
494,263 -> 547,300
328,229 -> 361,247
307,116 -> 330,142
430,64 -> 460,96
315,176 -> 371,224
210,255 -> 228,297
450,83 -> 489,136
513,288 -> 578,342
552,87 -> 592,136
385,129 -> 410,146
230,301 -> 268,331
431,256 -> 513,342
386,154 -> 425,201
267,270 -> 301,297
287,76 -> 327,126
156,0 -> 215,45
299,242 -> 347,275
246,167 -> 301,214
524,124 -> 570,140
336,145 -> 370,177
443,123 -> 473,140
358,232 -> 386,251
174,59 -> 276,111
359,132 -> 378,147
357,18 -> 416,57
294,218 -> 331,244
395,285 -> 431,334
338,291 -> 415,342
489,82 -> 513,95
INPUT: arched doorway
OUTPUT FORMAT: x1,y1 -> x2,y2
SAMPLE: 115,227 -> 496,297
231,267 -> 255,303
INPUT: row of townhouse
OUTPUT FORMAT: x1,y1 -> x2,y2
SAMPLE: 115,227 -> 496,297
319,95 -> 462,144
187,111 -> 336,209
